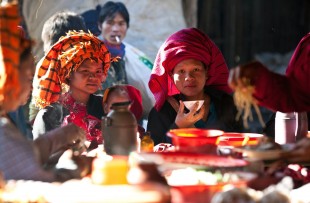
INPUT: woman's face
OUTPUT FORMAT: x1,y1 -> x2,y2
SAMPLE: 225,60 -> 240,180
99,13 -> 128,45
103,89 -> 130,114
172,59 -> 207,100
19,54 -> 35,105
2,53 -> 35,112
70,59 -> 104,95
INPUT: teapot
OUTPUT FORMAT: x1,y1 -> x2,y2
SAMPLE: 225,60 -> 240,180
102,101 -> 137,155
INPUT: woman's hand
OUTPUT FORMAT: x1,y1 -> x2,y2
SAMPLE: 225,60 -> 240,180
281,138 -> 310,163
175,101 -> 205,128
228,61 -> 265,91
55,149 -> 94,182
34,124 -> 86,165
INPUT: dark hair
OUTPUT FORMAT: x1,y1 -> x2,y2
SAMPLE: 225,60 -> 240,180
20,47 -> 32,62
42,10 -> 87,49
98,1 -> 130,27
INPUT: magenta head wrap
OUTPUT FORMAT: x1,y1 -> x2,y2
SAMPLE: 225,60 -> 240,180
149,27 -> 232,111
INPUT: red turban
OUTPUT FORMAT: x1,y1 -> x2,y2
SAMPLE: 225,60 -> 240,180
103,84 -> 143,121
149,28 -> 232,111
0,2 -> 32,106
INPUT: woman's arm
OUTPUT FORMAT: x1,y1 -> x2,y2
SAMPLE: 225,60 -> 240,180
32,103 -> 64,139
147,105 -> 177,145
33,124 -> 85,165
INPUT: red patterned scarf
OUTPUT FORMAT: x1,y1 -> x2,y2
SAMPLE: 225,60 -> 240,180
61,92 -> 102,143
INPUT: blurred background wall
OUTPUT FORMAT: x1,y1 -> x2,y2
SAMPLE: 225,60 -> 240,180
197,0 -> 310,68
22,0 -> 189,61
22,0 -> 310,68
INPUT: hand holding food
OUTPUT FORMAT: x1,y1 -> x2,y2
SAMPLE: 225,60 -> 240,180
228,61 -> 266,128
228,61 -> 265,90
34,124 -> 86,165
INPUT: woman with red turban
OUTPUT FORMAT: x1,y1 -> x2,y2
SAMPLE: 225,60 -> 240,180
147,28 -> 243,145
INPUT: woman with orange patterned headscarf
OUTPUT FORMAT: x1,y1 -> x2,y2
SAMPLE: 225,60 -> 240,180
32,30 -> 111,149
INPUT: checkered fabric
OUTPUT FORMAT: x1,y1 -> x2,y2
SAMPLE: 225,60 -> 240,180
0,2 -> 21,104
33,31 -> 111,109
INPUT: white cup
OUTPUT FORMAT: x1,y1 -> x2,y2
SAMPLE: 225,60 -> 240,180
275,112 -> 296,144
275,112 -> 308,145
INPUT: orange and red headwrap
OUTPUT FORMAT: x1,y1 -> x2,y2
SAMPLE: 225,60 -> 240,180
32,31 -> 111,109
0,2 -> 32,105
103,84 -> 143,121
149,28 -> 232,111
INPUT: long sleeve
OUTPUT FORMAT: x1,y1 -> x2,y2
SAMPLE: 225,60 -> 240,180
33,124 -> 85,165
32,103 -> 65,139
253,62 -> 310,112
0,118 -> 56,182
253,33 -> 310,112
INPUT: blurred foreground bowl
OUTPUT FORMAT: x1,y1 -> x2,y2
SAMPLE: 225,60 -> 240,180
218,132 -> 264,147
167,129 -> 223,154
169,171 -> 256,203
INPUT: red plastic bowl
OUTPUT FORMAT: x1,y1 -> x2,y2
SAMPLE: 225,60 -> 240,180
167,129 -> 224,154
218,132 -> 263,147
171,182 -> 246,203
169,171 -> 256,203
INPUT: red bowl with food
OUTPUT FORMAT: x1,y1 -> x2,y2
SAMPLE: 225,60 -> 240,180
167,129 -> 224,154
218,132 -> 263,147
171,182 -> 248,203
166,169 -> 256,203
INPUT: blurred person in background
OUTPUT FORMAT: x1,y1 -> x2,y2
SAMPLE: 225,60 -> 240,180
228,33 -> 310,163
228,33 -> 310,113
0,2 -> 86,182
97,1 -> 155,121
102,84 -> 145,134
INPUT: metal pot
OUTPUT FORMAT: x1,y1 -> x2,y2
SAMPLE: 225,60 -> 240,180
102,101 -> 137,155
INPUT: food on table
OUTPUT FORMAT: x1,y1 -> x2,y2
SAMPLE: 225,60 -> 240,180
165,167 -> 250,186
210,188 -> 255,203
140,132 -> 155,152
243,136 -> 282,151
259,191 -> 290,203
233,79 -> 265,129
0,180 -> 57,203
234,137 -> 284,161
